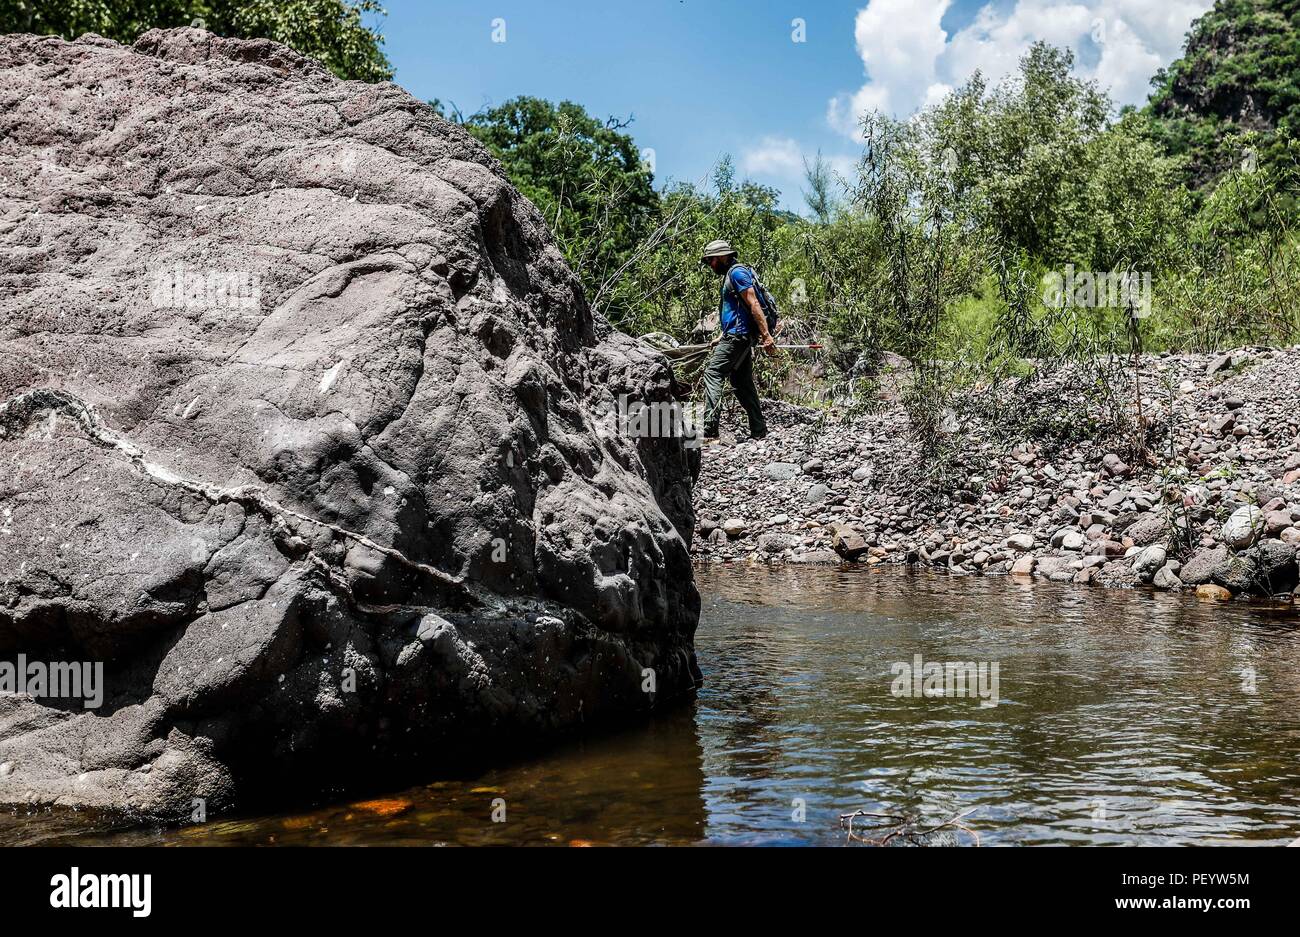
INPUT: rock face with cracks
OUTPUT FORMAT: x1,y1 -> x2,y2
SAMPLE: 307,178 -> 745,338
0,30 -> 700,820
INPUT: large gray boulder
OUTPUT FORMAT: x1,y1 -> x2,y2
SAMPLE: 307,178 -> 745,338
1180,544 -> 1230,586
0,30 -> 700,820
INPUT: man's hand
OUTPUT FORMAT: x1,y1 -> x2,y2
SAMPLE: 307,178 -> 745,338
709,334 -> 721,348
740,286 -> 778,358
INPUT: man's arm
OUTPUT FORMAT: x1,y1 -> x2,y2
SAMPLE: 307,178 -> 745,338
740,287 -> 777,356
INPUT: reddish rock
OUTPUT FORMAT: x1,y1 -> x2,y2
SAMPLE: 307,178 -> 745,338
1101,453 -> 1130,477
1264,510 -> 1292,536
831,525 -> 870,561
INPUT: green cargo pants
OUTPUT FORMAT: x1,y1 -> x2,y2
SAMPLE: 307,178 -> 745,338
702,333 -> 767,438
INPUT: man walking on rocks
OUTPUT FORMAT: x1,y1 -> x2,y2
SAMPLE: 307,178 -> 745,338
699,239 -> 777,441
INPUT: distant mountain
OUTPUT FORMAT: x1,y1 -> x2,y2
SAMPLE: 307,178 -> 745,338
1145,0 -> 1299,187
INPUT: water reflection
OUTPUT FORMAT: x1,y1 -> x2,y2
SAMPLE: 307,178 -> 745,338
696,566 -> 1300,845
3,566 -> 1298,845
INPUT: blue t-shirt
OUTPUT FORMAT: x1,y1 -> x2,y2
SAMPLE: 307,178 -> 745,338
719,264 -> 756,335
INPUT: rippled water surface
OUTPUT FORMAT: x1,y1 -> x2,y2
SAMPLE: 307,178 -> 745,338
5,566 -> 1300,846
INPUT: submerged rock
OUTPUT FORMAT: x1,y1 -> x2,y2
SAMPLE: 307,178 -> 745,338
789,550 -> 842,564
1195,584 -> 1234,601
0,31 -> 699,819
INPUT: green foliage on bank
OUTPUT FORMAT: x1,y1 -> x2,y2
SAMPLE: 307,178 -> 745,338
455,43 -> 1298,366
438,97 -> 662,314
1,0 -> 393,81
440,33 -> 1299,465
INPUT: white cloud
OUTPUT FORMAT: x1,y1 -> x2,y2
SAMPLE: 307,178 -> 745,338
829,0 -> 1213,137
738,137 -> 857,210
829,0 -> 953,138
922,83 -> 955,108
741,137 -> 856,182
740,136 -> 806,177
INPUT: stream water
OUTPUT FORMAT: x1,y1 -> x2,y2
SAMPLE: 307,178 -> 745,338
4,566 -> 1300,846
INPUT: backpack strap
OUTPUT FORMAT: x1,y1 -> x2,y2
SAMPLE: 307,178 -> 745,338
723,263 -> 757,299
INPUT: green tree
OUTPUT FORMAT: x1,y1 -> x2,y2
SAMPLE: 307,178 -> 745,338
801,151 -> 838,223
450,96 -> 660,315
1,0 -> 393,82
1158,137 -> 1300,348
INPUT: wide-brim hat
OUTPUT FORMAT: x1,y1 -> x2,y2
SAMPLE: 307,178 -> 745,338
701,239 -> 737,259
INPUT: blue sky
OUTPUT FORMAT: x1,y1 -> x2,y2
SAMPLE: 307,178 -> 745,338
378,1 -> 1212,211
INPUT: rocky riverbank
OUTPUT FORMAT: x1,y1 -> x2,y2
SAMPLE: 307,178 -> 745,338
693,346 -> 1300,603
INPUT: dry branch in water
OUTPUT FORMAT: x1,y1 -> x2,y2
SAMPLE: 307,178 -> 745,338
839,807 -> 981,846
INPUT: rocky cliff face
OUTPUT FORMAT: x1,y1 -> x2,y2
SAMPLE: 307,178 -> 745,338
0,29 -> 699,820
1144,0 -> 1300,186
